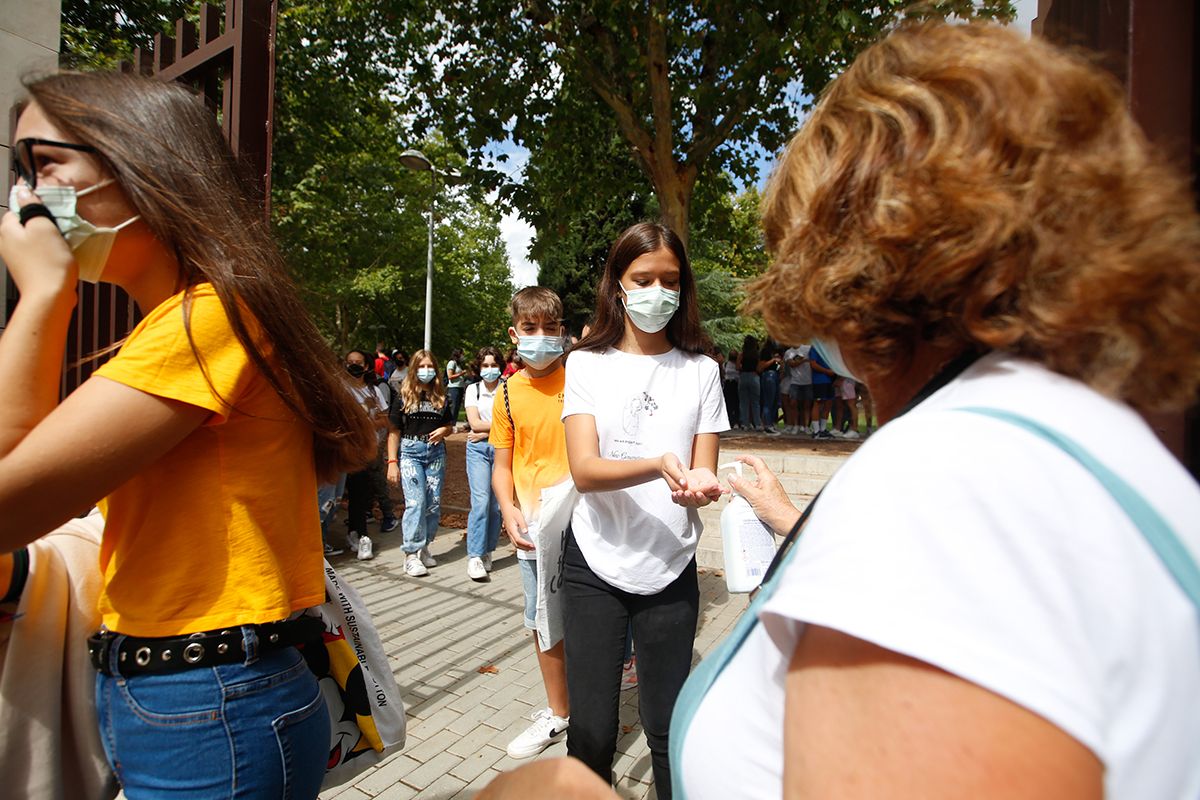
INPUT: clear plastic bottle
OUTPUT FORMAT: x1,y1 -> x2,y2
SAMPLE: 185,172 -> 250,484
718,462 -> 778,593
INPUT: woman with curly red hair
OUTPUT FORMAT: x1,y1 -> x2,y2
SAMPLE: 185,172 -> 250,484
479,21 -> 1200,800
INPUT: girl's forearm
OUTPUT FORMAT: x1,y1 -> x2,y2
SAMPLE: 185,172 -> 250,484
570,454 -> 661,493
0,292 -> 76,458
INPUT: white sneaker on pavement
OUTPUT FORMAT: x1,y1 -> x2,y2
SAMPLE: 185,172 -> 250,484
467,557 -> 488,581
356,534 -> 374,561
482,553 -> 493,572
419,547 -> 437,568
506,708 -> 569,759
404,553 -> 428,577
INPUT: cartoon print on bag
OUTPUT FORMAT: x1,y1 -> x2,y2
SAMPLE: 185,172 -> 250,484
298,620 -> 378,768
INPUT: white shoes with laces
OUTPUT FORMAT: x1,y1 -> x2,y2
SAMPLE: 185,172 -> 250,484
467,557 -> 488,582
506,707 -> 569,759
356,534 -> 373,561
404,553 -> 428,577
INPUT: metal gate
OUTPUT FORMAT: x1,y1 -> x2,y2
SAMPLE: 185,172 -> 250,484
18,0 -> 278,395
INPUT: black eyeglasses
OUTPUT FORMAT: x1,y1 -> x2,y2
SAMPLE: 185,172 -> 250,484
9,138 -> 98,191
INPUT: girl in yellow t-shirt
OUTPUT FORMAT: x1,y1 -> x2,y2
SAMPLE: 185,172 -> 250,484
0,72 -> 375,799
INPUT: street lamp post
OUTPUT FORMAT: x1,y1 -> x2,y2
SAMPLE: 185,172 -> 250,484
399,149 -> 462,352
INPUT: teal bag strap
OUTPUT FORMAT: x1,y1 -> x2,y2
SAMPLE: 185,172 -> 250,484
958,406 -> 1200,611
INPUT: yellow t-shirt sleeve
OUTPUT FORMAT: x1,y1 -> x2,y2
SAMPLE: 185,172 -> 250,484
95,287 -> 254,425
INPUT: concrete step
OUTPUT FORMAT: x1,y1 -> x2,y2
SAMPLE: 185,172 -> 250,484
696,448 -> 852,570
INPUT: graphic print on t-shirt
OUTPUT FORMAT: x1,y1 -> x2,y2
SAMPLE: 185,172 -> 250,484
621,391 -> 658,436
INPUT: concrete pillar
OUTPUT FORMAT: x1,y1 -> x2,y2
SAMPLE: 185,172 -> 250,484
0,0 -> 62,331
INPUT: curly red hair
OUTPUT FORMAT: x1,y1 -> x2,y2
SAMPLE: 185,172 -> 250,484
749,23 -> 1200,412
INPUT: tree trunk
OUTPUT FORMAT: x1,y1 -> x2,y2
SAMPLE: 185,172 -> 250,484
650,163 -> 697,249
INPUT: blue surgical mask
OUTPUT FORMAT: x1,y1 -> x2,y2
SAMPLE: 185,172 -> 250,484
480,367 -> 502,382
417,367 -> 436,383
811,338 -> 861,382
9,180 -> 140,283
517,335 -> 564,369
622,285 -> 680,333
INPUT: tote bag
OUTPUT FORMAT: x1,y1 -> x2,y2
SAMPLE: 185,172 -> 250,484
300,560 -> 407,788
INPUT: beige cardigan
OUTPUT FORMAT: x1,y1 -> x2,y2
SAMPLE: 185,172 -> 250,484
0,509 -> 116,800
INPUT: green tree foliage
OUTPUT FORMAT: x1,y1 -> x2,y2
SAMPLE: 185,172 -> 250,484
60,0 -> 194,70
403,0 -> 1015,246
59,0 -> 515,359
272,1 -> 514,356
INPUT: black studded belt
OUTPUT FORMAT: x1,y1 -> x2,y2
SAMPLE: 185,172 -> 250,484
88,616 -> 325,677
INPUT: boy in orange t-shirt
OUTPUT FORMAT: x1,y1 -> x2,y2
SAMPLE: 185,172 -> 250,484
490,287 -> 571,760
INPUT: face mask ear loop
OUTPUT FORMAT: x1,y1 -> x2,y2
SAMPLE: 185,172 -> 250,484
113,214 -> 142,231
73,177 -> 116,198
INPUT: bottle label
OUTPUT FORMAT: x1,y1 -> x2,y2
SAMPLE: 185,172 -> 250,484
739,518 -> 777,578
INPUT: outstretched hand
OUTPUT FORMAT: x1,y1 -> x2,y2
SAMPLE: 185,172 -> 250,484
670,466 -> 726,507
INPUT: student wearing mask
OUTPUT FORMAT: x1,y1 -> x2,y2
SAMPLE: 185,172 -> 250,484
0,72 -> 376,799
386,350 -> 455,577
560,222 -> 728,796
463,346 -> 505,582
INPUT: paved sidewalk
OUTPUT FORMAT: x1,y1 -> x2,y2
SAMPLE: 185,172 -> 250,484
319,525 -> 750,800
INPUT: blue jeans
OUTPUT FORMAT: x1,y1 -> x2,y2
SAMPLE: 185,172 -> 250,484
96,631 -> 328,799
738,372 -> 761,429
400,439 -> 446,553
465,440 -> 502,558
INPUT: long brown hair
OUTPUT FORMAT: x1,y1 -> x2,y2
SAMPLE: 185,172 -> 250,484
400,349 -> 447,412
751,23 -> 1200,411
26,71 -> 375,478
572,221 -> 710,356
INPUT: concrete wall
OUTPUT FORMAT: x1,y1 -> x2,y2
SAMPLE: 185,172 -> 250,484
0,0 -> 62,329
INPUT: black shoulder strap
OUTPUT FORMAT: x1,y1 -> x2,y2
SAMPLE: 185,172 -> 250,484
501,377 -> 514,429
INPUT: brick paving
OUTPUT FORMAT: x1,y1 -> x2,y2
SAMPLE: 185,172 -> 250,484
318,524 -> 751,800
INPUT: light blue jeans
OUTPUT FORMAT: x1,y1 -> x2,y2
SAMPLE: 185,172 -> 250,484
95,630 -> 328,799
400,438 -> 446,553
465,440 -> 502,558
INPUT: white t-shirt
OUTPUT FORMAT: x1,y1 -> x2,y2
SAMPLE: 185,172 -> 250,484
722,360 -> 739,381
679,353 -> 1200,799
785,345 -> 811,385
563,347 -> 729,593
464,379 -> 497,426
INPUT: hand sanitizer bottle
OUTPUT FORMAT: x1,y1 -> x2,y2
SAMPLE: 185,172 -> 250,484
718,462 -> 778,593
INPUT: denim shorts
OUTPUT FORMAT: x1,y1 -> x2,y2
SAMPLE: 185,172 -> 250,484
96,631 -> 329,799
518,558 -> 538,630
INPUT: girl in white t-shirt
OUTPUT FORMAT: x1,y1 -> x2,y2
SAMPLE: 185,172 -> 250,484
561,222 -> 729,797
463,346 -> 504,581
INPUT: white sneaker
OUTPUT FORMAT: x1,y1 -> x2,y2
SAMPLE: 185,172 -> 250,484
482,553 -> 493,572
506,708 -> 569,759
467,557 -> 488,581
843,429 -> 861,440
830,429 -> 845,438
356,534 -> 374,560
419,547 -> 437,568
764,426 -> 780,436
347,530 -> 362,551
404,553 -> 428,577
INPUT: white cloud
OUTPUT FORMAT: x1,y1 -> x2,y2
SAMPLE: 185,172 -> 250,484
500,211 -> 538,287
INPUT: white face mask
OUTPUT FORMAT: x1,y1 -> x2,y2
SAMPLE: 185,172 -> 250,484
416,367 -> 436,384
811,338 -> 861,382
622,285 -> 680,333
9,179 -> 140,283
